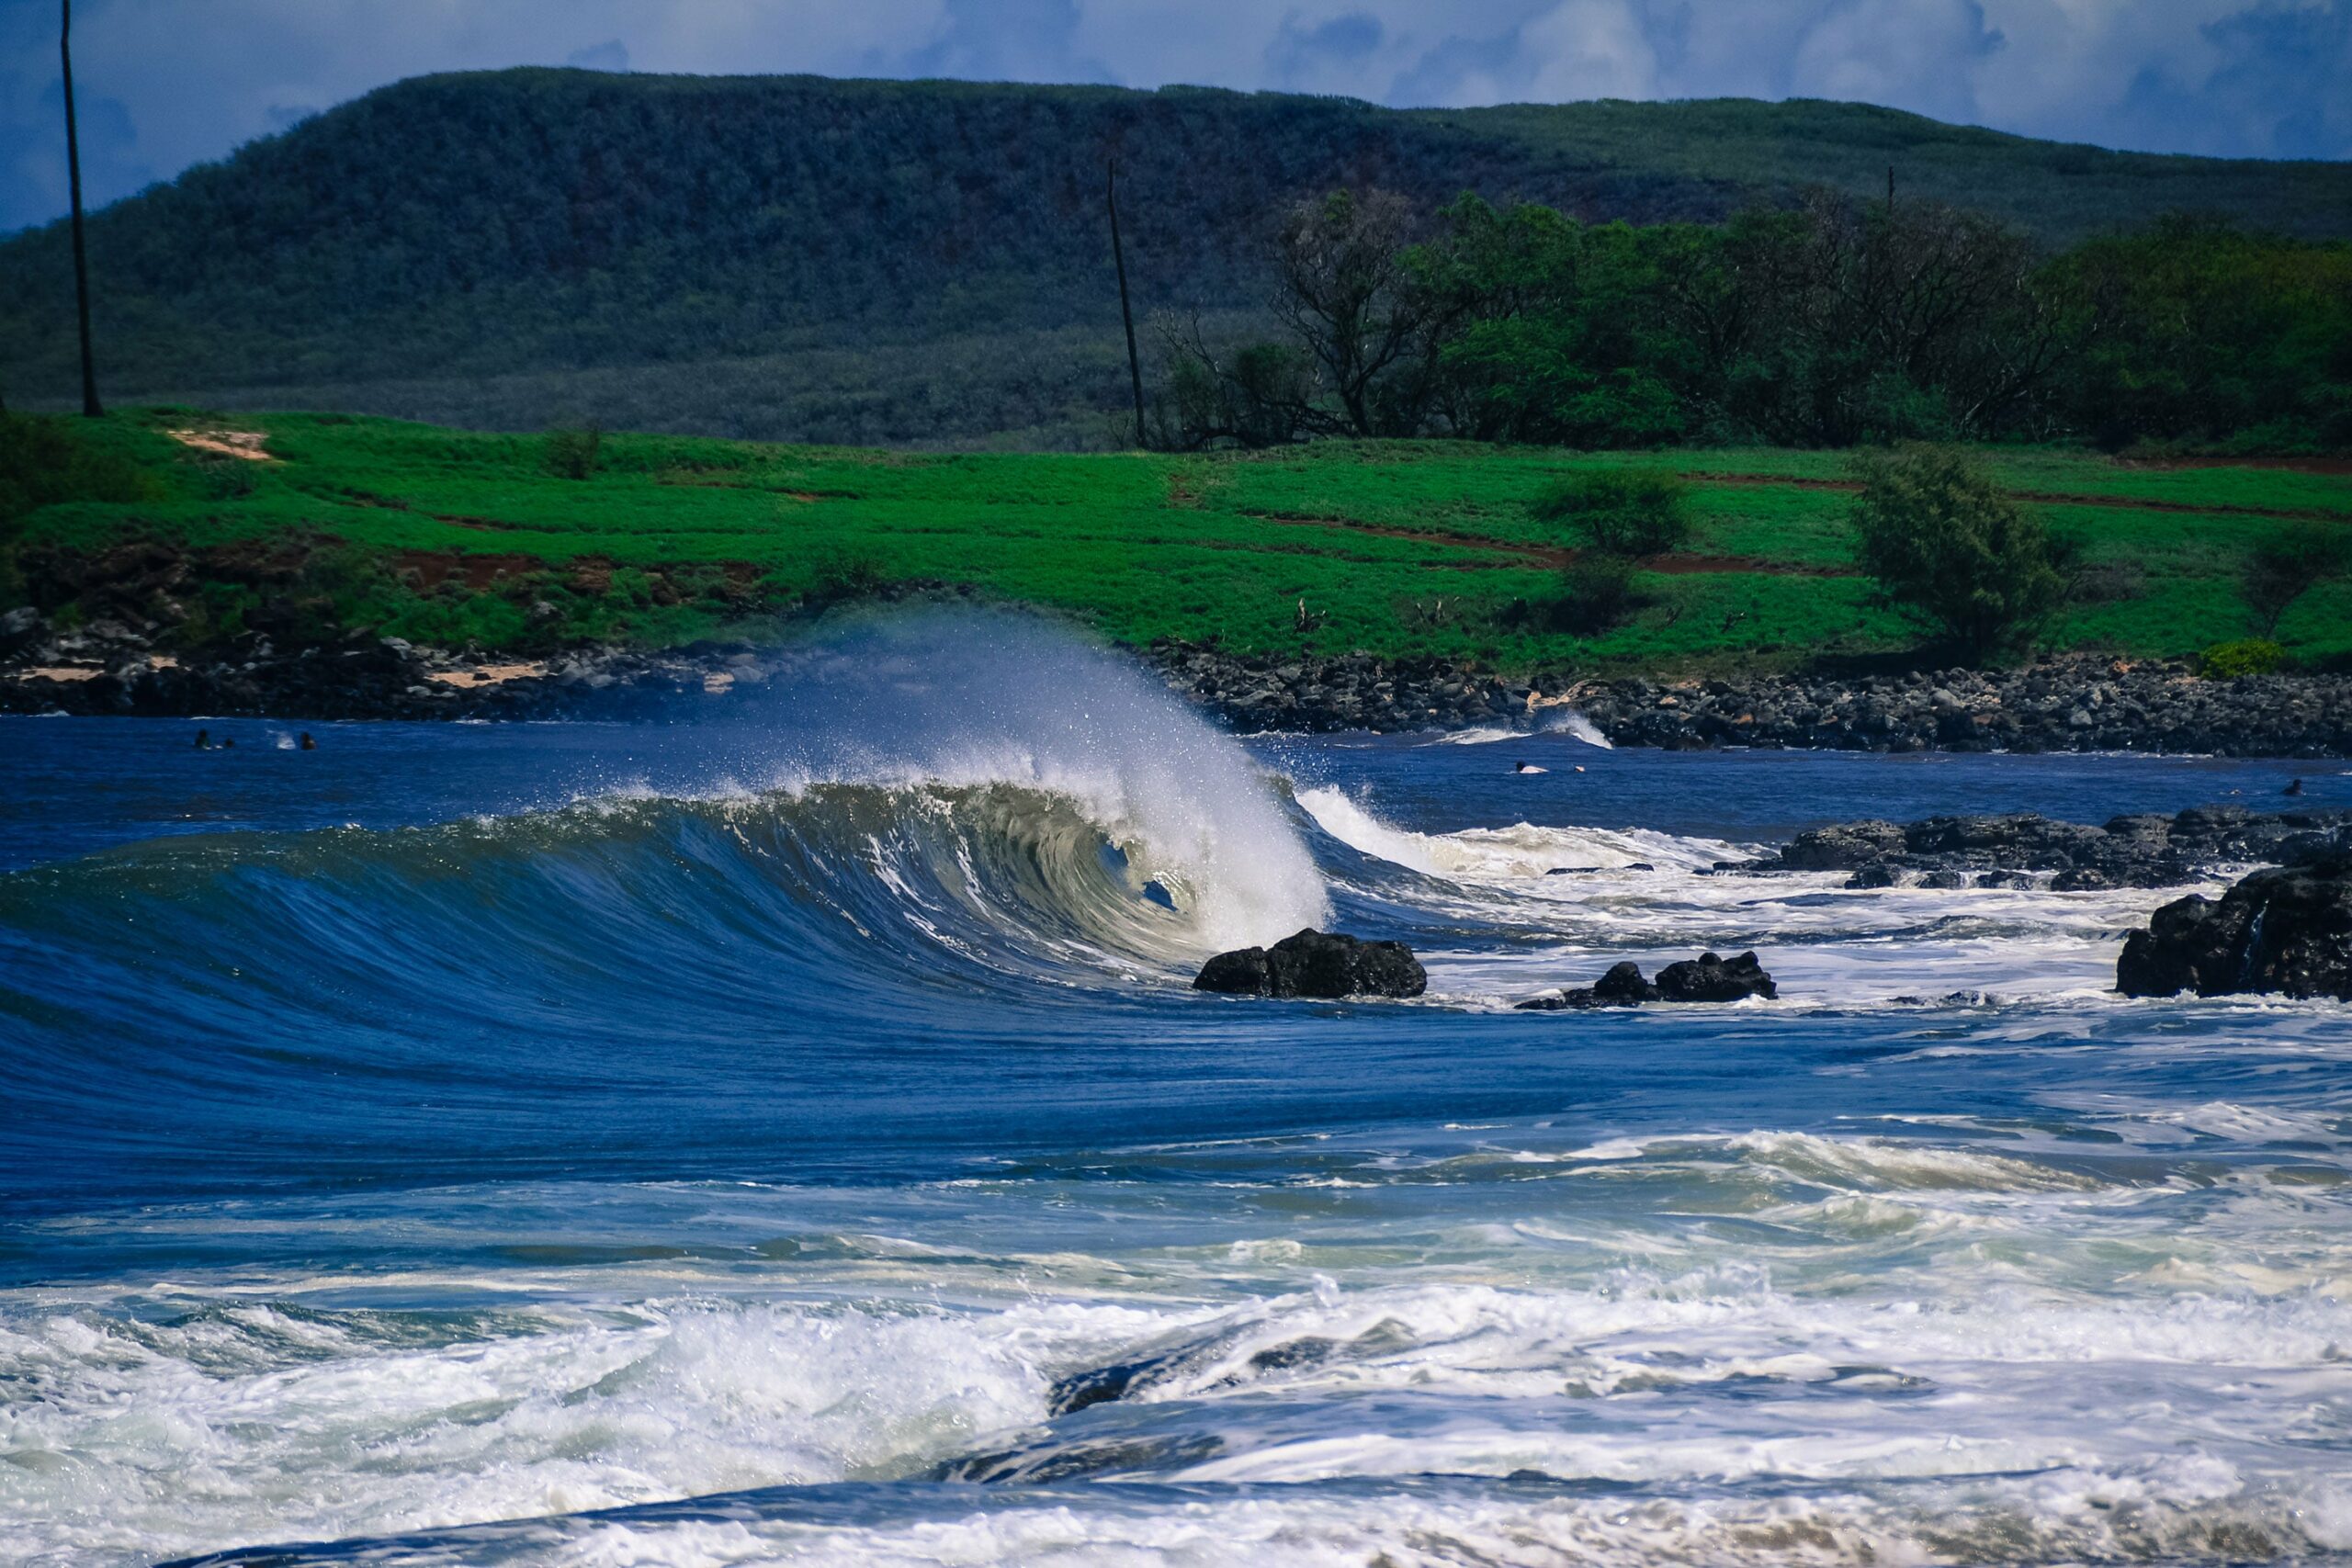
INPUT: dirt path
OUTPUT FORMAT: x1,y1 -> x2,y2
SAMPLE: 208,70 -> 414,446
166,428 -> 275,461
1237,510 -> 1856,575
1693,472 -> 2350,522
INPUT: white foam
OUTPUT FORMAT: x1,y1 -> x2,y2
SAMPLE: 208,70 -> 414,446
1432,707 -> 1613,749
1296,787 -> 1742,879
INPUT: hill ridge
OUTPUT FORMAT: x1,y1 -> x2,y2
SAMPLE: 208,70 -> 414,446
3,69 -> 2346,446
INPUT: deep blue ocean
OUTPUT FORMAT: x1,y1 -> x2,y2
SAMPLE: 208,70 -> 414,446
3,615 -> 2347,1567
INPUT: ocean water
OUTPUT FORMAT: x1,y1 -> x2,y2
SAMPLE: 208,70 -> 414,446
2,613 -> 2347,1568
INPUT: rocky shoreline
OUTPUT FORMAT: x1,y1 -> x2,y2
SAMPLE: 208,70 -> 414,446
4,611 -> 2347,758
1142,640 -> 2352,757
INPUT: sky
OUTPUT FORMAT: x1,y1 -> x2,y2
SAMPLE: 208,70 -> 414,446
3,0 -> 2346,232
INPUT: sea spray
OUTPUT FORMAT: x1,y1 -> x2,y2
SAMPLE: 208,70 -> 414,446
690,609 -> 1328,953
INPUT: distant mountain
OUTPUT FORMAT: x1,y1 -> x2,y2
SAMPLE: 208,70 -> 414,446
4,69 -> 2346,447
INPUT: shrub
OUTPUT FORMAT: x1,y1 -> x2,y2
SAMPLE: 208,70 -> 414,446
1531,468 -> 1692,557
2199,638 -> 2288,678
544,423 -> 603,480
1555,554 -> 1641,635
2240,524 -> 2350,637
0,413 -> 157,529
1849,446 -> 2063,660
805,546 -> 890,606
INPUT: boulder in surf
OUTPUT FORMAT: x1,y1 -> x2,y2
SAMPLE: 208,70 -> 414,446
1193,929 -> 1428,999
2117,856 -> 2352,1000
1654,951 -> 1779,1002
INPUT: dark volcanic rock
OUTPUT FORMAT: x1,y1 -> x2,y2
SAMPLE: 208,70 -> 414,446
1517,953 -> 1773,1010
2117,857 -> 2352,1000
1781,820 -> 1906,871
1655,951 -> 1779,1002
1140,643 -> 2352,755
1193,929 -> 1427,999
1592,961 -> 1660,1003
1756,807 -> 2352,892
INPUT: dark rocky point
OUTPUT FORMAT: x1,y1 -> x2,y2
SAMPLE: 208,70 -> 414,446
1193,929 -> 1428,999
1781,820 -> 1907,870
1755,807 -> 2352,891
2116,856 -> 2352,1001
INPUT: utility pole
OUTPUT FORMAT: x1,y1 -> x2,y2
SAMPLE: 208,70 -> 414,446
1106,159 -> 1146,448
62,0 -> 102,417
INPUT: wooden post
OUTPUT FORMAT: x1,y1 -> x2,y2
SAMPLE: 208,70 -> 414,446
1107,159 -> 1146,448
62,0 -> 102,417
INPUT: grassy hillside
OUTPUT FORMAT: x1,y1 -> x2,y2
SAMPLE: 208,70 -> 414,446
3,72 -> 2346,446
10,411 -> 2350,673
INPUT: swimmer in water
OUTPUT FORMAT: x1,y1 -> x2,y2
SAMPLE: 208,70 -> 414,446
193,728 -> 209,750
2284,777 -> 2304,796
299,731 -> 316,751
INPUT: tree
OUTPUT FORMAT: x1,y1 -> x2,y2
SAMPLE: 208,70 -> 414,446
2241,524 -> 2350,637
1849,446 -> 2063,660
1146,315 -> 1317,449
1268,189 -> 1457,438
61,0 -> 102,417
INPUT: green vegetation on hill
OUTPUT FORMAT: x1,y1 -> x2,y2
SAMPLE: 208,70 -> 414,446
2,71 -> 2346,446
7,412 -> 2349,673
1159,195 -> 2351,454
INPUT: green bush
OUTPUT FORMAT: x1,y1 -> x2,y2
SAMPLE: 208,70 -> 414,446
1849,446 -> 2064,660
805,545 -> 891,606
2199,638 -> 2288,678
1532,468 -> 1692,557
0,413 -> 157,530
1555,554 -> 1642,635
544,423 -> 603,480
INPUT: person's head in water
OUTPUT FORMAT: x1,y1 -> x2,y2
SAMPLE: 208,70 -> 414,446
220,735 -> 235,749
2285,777 -> 2304,795
299,731 -> 315,751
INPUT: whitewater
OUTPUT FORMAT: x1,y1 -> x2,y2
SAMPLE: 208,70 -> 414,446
0,612 -> 2346,1567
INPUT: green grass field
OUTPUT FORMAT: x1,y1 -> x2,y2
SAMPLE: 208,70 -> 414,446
14,410 -> 2352,673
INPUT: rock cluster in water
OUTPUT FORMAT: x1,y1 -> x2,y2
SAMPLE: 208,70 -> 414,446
2117,857 -> 2352,1001
1193,930 -> 1428,999
1515,951 -> 1778,1010
1743,807 -> 2352,890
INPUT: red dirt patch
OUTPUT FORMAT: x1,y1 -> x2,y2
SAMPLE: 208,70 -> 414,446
1238,510 -> 1855,575
390,550 -> 547,593
2127,456 -> 2352,477
1694,472 -> 2346,522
